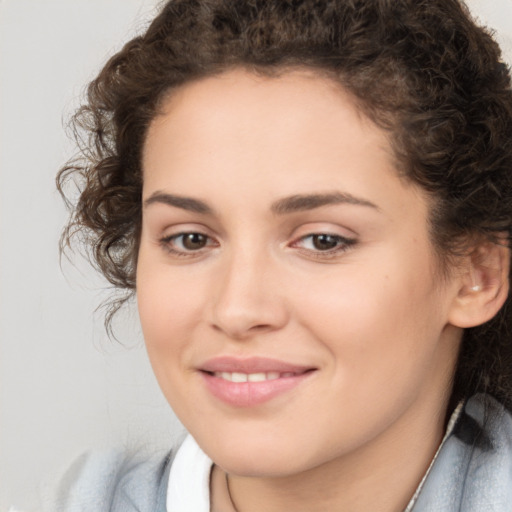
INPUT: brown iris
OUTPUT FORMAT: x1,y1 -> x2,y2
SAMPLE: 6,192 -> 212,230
311,234 -> 340,251
182,233 -> 208,250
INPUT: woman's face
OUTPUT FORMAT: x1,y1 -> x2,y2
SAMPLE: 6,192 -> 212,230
137,69 -> 463,477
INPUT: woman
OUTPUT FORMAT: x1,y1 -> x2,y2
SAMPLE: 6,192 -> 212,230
55,0 -> 512,510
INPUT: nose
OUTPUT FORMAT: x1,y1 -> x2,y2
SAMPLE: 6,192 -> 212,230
210,248 -> 289,340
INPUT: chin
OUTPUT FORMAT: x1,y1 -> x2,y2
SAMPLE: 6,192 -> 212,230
217,454 -> 304,478
197,430 -> 317,477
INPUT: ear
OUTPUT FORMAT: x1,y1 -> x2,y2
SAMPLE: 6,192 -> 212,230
448,239 -> 510,328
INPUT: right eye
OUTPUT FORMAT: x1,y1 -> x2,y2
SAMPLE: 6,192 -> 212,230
159,232 -> 218,256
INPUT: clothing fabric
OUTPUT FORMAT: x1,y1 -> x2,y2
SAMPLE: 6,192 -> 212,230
166,435 -> 212,512
46,394 -> 512,512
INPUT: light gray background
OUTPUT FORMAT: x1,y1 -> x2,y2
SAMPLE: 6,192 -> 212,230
1,1 -> 511,510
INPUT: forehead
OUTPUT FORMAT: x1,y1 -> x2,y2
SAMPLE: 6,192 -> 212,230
144,69 -> 392,179
141,68 -> 427,221
145,68 -> 383,147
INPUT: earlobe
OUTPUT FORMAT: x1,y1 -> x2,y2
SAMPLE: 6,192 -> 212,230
448,240 -> 510,329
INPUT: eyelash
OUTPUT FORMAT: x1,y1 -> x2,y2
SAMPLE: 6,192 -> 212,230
159,232 -> 218,257
158,232 -> 357,259
290,233 -> 357,259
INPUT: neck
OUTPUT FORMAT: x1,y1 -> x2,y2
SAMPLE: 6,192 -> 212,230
212,394 -> 451,512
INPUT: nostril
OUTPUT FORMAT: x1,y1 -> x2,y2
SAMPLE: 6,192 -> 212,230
250,324 -> 272,331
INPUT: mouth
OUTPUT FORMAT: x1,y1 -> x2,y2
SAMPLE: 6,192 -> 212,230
209,371 -> 299,382
198,357 -> 316,407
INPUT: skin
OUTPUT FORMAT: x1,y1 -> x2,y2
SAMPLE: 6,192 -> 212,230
137,69 -> 468,512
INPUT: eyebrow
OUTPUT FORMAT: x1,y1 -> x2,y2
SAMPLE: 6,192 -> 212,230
143,191 -> 378,215
144,192 -> 213,214
270,192 -> 378,214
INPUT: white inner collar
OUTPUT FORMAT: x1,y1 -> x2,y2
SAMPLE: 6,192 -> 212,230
166,435 -> 213,512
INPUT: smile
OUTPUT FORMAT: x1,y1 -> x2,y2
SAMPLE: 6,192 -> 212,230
213,371 -> 297,382
199,357 -> 316,407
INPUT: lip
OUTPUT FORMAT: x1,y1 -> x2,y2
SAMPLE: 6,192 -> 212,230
200,356 -> 312,374
199,357 -> 316,407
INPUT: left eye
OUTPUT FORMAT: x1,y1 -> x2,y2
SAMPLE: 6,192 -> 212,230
294,233 -> 355,252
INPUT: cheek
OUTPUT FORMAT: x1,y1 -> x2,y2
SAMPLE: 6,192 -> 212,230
136,269 -> 206,421
136,263 -> 206,367
290,263 -> 450,442
295,250 -> 445,373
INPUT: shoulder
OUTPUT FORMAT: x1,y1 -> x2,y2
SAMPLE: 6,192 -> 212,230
45,447 -> 176,512
454,393 -> 512,465
413,394 -> 512,511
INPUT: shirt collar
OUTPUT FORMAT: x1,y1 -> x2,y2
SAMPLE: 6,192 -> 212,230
403,400 -> 465,512
166,435 -> 213,512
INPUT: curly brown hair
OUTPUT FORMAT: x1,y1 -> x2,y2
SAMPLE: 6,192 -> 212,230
58,0 -> 512,408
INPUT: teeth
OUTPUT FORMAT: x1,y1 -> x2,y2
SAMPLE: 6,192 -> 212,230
248,372 -> 266,382
214,371 -> 294,382
231,372 -> 247,383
